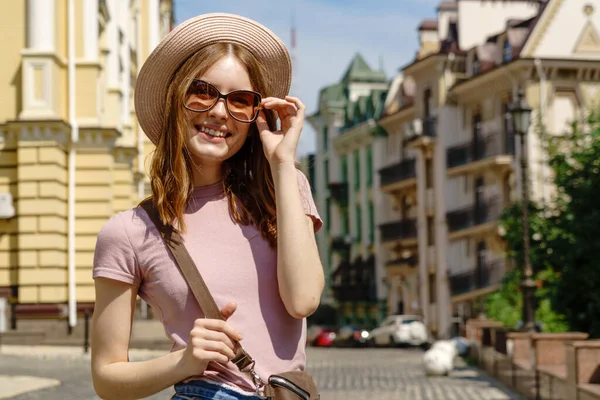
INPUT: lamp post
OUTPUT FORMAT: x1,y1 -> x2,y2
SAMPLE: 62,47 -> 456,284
509,88 -> 536,332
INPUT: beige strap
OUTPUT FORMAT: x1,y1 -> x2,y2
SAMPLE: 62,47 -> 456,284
140,200 -> 255,371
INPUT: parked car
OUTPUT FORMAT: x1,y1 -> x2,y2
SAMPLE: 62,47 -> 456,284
368,315 -> 430,347
333,325 -> 370,348
311,326 -> 337,347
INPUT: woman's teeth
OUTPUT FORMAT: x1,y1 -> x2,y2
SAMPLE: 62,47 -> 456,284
198,125 -> 228,138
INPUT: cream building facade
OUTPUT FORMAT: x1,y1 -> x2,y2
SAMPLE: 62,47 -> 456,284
312,0 -> 600,336
307,55 -> 391,327
0,0 -> 173,330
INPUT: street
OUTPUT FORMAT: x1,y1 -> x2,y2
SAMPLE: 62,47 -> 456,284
0,345 -> 522,400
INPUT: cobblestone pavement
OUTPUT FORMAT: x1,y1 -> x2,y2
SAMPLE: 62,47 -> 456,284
0,345 -> 523,400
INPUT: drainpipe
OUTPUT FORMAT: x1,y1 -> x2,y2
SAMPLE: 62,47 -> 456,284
534,58 -> 547,204
67,0 -> 78,329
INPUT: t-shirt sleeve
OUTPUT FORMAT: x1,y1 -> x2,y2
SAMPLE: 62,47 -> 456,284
296,169 -> 323,233
93,212 -> 141,286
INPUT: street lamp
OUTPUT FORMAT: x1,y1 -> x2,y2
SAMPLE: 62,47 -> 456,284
509,87 -> 535,332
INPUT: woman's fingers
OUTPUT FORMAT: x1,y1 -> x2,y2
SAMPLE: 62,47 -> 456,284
190,336 -> 236,361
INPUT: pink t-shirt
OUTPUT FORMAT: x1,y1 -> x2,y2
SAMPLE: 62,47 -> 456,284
92,170 -> 322,392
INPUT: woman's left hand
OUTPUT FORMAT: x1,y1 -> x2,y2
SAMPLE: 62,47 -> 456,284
255,96 -> 305,166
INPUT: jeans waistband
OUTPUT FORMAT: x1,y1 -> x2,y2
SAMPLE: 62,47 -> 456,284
174,379 -> 260,399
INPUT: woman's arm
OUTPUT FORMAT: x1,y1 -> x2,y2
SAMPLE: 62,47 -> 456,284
91,278 -> 242,400
91,278 -> 188,399
271,163 -> 325,319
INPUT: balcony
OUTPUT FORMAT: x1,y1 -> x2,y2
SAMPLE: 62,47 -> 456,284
449,259 -> 506,299
379,158 -> 417,193
386,253 -> 418,267
406,116 -> 436,147
331,256 -> 377,303
446,131 -> 515,176
446,199 -> 502,240
379,218 -> 418,245
331,235 -> 352,256
328,181 -> 348,208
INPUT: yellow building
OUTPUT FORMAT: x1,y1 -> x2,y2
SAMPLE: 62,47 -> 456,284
0,0 -> 173,330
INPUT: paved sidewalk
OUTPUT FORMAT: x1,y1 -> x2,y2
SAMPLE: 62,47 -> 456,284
0,345 -> 522,400
0,376 -> 60,400
0,345 -> 168,400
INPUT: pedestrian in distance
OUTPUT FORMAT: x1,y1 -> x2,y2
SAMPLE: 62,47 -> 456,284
90,13 -> 324,400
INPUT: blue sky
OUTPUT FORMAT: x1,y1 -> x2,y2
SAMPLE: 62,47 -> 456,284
174,0 -> 439,156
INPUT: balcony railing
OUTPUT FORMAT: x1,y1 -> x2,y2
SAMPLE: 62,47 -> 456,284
446,131 -> 516,169
385,254 -> 418,267
446,198 -> 502,233
328,182 -> 348,208
379,159 -> 416,187
449,259 -> 506,296
424,115 -> 437,138
406,116 -> 437,143
331,256 -> 377,302
379,219 -> 417,243
331,235 -> 352,255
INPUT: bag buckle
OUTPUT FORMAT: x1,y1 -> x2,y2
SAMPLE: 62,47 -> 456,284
241,361 -> 268,399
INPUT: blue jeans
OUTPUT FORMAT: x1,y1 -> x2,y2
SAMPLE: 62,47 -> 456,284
171,379 -> 262,400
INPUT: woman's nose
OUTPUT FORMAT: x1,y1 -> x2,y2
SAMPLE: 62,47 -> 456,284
208,99 -> 228,121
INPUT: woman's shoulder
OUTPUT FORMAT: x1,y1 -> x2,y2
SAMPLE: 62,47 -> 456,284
98,205 -> 157,243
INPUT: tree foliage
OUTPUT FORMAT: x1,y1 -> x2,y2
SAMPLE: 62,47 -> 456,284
487,109 -> 600,335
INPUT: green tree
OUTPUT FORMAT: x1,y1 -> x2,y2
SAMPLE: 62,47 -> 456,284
485,109 -> 600,334
485,202 -> 569,332
545,109 -> 600,336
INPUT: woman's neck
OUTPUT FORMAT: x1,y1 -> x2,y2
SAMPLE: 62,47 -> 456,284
191,163 -> 223,187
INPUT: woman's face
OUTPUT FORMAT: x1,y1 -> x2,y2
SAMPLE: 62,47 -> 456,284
184,55 -> 255,166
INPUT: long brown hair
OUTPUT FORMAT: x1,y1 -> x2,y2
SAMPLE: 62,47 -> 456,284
146,43 -> 279,248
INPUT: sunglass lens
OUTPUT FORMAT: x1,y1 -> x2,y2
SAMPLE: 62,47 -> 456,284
227,91 -> 260,122
186,80 -> 218,111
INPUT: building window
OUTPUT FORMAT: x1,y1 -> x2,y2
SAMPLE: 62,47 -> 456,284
322,125 -> 328,151
353,151 -> 360,190
366,146 -> 373,187
427,216 -> 435,246
341,155 -> 348,182
429,274 -> 437,303
368,201 -> 374,244
503,40 -> 512,63
325,197 -> 331,230
424,88 -> 432,117
342,210 -> 350,236
425,158 -> 433,188
355,205 -> 362,241
472,113 -> 483,158
473,54 -> 480,76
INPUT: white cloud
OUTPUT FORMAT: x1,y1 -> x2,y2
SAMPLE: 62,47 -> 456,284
175,0 -> 434,155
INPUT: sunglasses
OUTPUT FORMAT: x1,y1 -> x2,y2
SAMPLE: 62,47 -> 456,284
184,79 -> 262,123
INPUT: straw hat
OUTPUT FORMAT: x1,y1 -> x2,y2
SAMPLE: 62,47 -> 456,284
135,13 -> 292,145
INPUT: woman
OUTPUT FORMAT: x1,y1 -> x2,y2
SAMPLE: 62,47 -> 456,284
91,13 -> 324,400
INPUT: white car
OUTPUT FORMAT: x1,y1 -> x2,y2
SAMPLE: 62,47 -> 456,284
368,315 -> 430,347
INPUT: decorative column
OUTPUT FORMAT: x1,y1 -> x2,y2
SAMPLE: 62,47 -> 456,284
415,150 -> 430,325
77,0 -> 102,127
20,0 -> 58,120
372,131 -> 388,308
434,109 -> 451,339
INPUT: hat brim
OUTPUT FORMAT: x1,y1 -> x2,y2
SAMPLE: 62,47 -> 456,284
135,13 -> 292,145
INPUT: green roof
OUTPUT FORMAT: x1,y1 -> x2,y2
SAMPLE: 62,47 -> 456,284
342,53 -> 387,84
318,82 -> 347,109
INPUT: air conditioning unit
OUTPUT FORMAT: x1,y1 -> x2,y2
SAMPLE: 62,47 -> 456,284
0,193 -> 16,219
